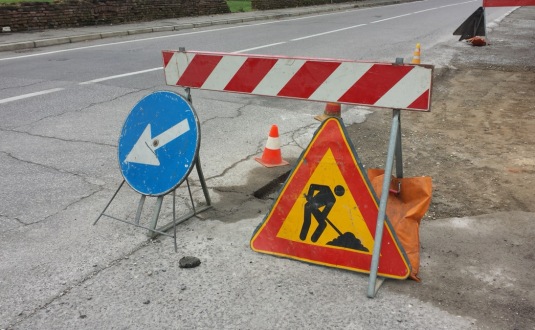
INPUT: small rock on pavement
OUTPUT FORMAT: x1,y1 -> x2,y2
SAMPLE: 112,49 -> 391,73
179,256 -> 201,269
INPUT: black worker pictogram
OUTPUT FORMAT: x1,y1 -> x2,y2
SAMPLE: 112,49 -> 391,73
301,183 -> 369,252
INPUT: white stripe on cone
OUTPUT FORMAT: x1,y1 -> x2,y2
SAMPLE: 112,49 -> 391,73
265,136 -> 280,150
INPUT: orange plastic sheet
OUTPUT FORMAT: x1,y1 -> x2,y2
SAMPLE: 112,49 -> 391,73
368,169 -> 432,282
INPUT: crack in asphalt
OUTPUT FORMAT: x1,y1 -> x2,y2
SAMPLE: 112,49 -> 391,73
204,126 -> 303,194
0,79 -> 49,92
205,153 -> 253,182
0,150 -> 105,228
199,101 -> 250,126
0,180 -> 102,233
0,126 -> 117,148
1,150 -> 101,189
5,239 -> 157,330
10,88 -> 141,132
0,214 -> 26,226
290,123 -> 317,149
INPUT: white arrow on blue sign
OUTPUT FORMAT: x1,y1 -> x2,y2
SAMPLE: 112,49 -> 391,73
118,91 -> 200,196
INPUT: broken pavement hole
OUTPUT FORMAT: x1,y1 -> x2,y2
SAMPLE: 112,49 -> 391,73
253,170 -> 291,199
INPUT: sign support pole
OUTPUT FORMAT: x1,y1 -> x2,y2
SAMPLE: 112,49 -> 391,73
367,109 -> 402,298
395,112 -> 403,179
94,180 -> 125,225
134,195 -> 146,225
94,159 -> 212,251
94,89 -> 212,251
367,57 -> 407,298
148,196 -> 164,234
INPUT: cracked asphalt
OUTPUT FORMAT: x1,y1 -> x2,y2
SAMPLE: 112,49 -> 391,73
1,2 -> 534,330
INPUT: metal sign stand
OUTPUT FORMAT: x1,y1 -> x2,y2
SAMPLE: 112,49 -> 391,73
367,109 -> 403,297
162,49 -> 433,296
94,89 -> 211,252
367,58 -> 406,298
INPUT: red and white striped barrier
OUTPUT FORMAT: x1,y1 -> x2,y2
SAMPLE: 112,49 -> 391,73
484,0 -> 535,6
162,51 -> 433,112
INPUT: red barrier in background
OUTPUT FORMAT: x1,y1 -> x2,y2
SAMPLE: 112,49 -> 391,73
484,0 -> 535,6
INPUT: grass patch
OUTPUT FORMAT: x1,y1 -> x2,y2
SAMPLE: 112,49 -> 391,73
227,0 -> 252,13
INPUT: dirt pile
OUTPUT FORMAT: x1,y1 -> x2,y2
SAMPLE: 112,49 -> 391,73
348,67 -> 535,220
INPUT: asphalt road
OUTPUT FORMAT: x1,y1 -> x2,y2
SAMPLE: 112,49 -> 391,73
0,0 -> 512,180
0,0 -> 523,329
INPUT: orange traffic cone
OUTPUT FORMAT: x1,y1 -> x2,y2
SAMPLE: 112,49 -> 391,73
411,43 -> 421,64
255,125 -> 289,167
314,102 -> 341,122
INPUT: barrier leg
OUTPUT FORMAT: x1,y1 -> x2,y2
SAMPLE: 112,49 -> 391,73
395,113 -> 403,179
148,196 -> 164,237
367,110 -> 400,298
134,195 -> 146,225
196,157 -> 212,207
93,180 -> 125,225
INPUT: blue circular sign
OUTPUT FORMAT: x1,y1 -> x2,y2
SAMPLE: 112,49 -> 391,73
118,91 -> 200,196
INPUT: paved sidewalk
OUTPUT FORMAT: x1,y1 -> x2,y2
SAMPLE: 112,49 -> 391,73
0,0 -> 417,52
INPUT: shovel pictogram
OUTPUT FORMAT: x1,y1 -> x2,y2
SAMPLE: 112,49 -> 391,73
302,184 -> 368,252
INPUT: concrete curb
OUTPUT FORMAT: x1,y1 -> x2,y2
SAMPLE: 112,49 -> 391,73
0,40 -> 35,51
34,36 -> 71,48
0,0 -> 415,52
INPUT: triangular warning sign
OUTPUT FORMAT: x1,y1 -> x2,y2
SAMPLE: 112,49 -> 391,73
453,6 -> 486,41
250,118 -> 410,279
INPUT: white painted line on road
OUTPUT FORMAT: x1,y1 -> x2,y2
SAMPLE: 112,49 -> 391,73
0,0 -> 482,103
413,8 -> 438,14
438,0 -> 477,9
0,88 -> 64,104
0,0 -> 477,63
233,42 -> 287,54
412,0 -> 475,14
367,0 -> 476,24
78,41 -> 287,82
77,0 -> 478,85
370,13 -> 412,24
0,12 -> 347,62
79,67 -> 161,85
291,24 -> 367,41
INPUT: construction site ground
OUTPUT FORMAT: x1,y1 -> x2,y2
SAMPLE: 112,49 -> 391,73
0,4 -> 534,330
349,68 -> 535,221
344,7 -> 535,329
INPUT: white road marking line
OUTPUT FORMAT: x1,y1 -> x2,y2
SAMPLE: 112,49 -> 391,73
370,13 -> 412,23
0,88 -> 64,104
438,0 -> 477,9
79,67 -> 161,85
0,0 -> 476,62
0,0 -> 479,103
291,24 -> 367,41
233,42 -> 287,54
413,8 -> 438,14
0,12 -> 355,62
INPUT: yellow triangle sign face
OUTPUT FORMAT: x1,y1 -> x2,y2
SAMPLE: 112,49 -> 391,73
276,148 -> 375,251
250,118 -> 410,279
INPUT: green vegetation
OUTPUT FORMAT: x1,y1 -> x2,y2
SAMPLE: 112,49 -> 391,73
227,0 -> 252,13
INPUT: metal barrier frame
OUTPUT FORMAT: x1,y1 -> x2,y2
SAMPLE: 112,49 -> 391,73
94,89 -> 212,252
